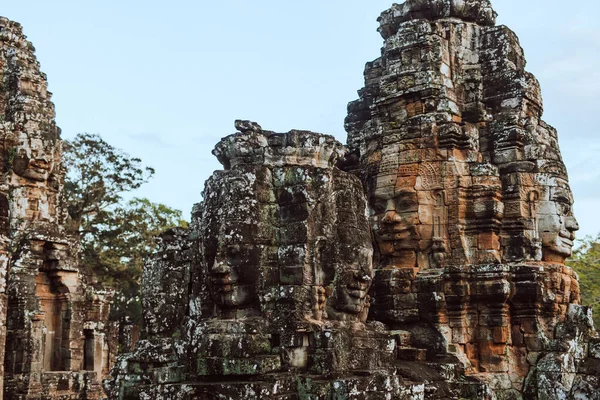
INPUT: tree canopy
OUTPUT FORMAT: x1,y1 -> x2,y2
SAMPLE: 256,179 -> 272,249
63,133 -> 187,323
63,133 -> 156,234
568,235 -> 600,327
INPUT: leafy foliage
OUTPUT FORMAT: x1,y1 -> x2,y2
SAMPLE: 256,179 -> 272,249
63,133 -> 155,235
568,235 -> 600,327
63,133 -> 187,324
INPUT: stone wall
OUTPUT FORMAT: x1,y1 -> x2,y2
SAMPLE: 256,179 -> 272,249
0,16 -> 113,400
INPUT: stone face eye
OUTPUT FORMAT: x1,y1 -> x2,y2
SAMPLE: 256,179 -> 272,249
396,199 -> 414,212
371,201 -> 387,215
552,193 -> 572,216
557,201 -> 571,216
393,192 -> 418,213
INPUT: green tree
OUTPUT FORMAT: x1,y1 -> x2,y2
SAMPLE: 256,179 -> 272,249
568,235 -> 600,327
63,133 -> 155,235
63,133 -> 187,324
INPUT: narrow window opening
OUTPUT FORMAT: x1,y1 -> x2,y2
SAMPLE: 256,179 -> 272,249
84,329 -> 95,371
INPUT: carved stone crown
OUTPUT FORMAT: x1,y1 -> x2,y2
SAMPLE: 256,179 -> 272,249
378,0 -> 497,39
213,120 -> 346,169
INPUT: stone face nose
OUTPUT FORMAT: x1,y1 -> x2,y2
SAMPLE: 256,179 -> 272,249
382,210 -> 401,224
356,270 -> 372,283
382,199 -> 402,224
566,216 -> 580,233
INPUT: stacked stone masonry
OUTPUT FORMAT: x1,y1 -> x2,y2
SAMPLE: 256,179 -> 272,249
0,16 -> 113,400
112,0 -> 600,399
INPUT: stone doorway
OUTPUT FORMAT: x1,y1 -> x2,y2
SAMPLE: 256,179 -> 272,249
35,271 -> 71,371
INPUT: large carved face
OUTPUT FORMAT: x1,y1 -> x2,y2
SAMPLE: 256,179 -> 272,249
328,245 -> 373,321
370,181 -> 420,256
12,136 -> 56,182
325,179 -> 375,323
537,179 -> 579,263
210,242 -> 260,309
203,173 -> 261,314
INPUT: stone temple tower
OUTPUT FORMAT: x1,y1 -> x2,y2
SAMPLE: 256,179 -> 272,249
0,16 -> 113,399
106,1 -> 600,399
344,0 -> 597,397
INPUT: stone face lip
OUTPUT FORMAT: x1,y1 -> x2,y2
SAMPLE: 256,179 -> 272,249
379,0 -> 497,39
213,120 -> 346,169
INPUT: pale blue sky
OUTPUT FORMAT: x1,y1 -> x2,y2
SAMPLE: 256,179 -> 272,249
2,0 -> 599,239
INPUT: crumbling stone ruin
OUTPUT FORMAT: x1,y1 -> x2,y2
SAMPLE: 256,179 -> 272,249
0,17 -> 113,399
106,0 -> 600,399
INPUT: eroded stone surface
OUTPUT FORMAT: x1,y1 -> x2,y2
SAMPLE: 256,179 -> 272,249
106,124 -> 415,398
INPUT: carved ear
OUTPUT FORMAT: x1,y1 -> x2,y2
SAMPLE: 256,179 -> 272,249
313,238 -> 335,286
528,190 -> 540,217
433,189 -> 446,206
528,190 -> 540,203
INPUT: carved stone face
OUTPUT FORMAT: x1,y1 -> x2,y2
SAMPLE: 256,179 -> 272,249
210,243 -> 260,309
12,138 -> 56,182
329,246 -> 373,320
370,185 -> 420,256
538,179 -> 579,263
325,178 -> 375,323
203,174 -> 261,314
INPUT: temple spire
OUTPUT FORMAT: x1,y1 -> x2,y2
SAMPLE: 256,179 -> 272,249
378,0 -> 497,39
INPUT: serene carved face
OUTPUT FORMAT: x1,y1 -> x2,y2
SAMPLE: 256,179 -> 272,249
370,185 -> 420,255
210,243 -> 260,309
330,246 -> 373,317
12,138 -> 55,182
538,180 -> 579,263
322,178 -> 375,323
204,175 -> 261,313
